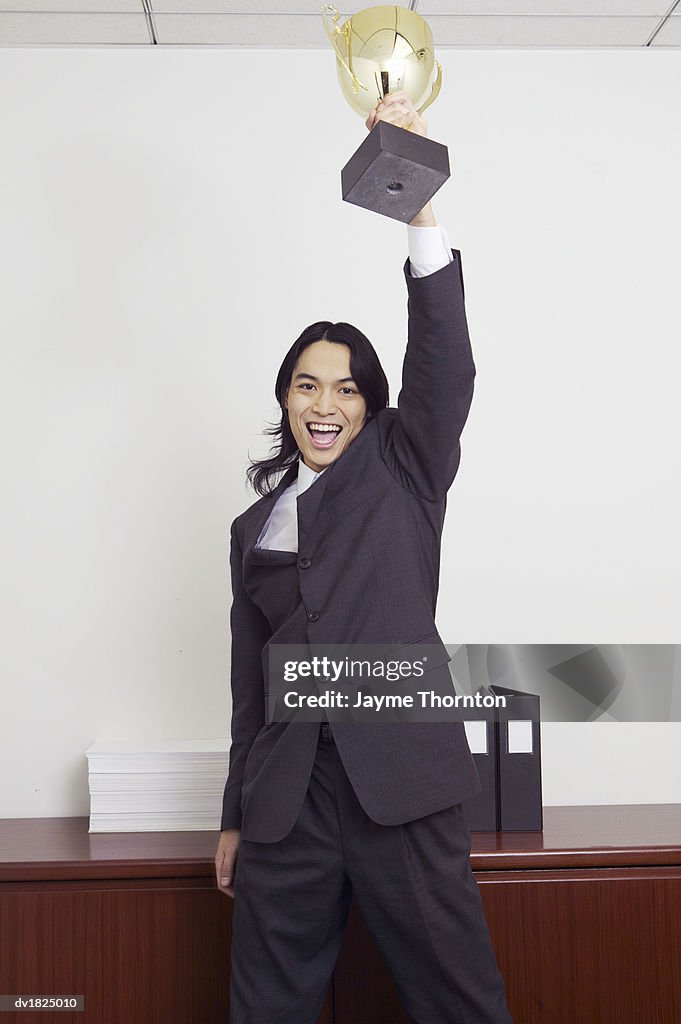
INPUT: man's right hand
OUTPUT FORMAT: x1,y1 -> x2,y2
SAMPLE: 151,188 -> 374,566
365,90 -> 428,138
215,828 -> 241,898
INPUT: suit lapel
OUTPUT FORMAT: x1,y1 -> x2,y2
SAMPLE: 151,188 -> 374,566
243,460 -> 299,558
296,461 -> 333,554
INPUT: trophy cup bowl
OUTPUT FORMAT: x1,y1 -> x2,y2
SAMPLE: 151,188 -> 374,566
322,3 -> 450,222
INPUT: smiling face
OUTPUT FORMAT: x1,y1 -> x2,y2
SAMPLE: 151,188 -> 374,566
284,340 -> 368,473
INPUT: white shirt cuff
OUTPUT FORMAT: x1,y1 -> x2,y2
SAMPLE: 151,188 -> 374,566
407,223 -> 454,278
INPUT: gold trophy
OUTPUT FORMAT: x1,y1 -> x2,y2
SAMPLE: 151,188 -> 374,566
321,3 -> 449,222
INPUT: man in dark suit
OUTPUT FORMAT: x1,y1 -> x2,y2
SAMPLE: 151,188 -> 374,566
216,92 -> 513,1024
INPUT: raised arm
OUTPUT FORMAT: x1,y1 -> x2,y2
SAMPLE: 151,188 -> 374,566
367,93 -> 476,501
382,242 -> 475,501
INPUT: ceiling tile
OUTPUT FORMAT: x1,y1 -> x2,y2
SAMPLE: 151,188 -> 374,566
151,0 -> 314,9
417,0 -> 671,12
0,1 -> 142,10
429,15 -> 662,46
153,12 -> 329,45
149,1 -> 671,12
0,13 -> 150,43
150,13 -> 662,47
0,4 -> 676,48
650,15 -> 681,44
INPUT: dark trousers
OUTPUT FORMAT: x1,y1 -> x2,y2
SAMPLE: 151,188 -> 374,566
230,723 -> 513,1024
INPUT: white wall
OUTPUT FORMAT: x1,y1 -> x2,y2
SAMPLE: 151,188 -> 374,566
0,47 -> 679,819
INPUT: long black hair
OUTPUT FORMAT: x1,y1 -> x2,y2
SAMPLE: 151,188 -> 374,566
247,321 -> 390,496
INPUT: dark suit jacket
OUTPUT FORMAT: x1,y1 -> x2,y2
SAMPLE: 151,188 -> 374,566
221,249 -> 482,842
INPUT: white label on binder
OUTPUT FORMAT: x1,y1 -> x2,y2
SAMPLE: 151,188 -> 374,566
464,720 -> 487,755
507,720 -> 533,754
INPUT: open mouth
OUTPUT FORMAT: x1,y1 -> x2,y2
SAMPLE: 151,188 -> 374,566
306,422 -> 343,450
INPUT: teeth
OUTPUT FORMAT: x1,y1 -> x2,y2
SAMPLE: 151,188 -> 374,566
308,423 -> 341,432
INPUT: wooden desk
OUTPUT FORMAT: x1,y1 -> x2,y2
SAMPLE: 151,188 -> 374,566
1,805 -> 680,1023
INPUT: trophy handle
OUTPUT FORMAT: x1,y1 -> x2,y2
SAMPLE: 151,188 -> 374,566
416,59 -> 442,117
321,4 -> 368,97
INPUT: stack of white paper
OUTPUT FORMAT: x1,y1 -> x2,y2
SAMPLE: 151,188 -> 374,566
85,738 -> 228,833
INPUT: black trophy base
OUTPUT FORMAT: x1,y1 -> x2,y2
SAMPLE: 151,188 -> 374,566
341,119 -> 451,223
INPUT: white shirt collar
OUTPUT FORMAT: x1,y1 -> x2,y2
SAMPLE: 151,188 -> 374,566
297,457 -> 328,497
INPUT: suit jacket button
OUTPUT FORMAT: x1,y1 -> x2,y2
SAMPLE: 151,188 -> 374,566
307,610 -> 320,622
298,557 -> 312,569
